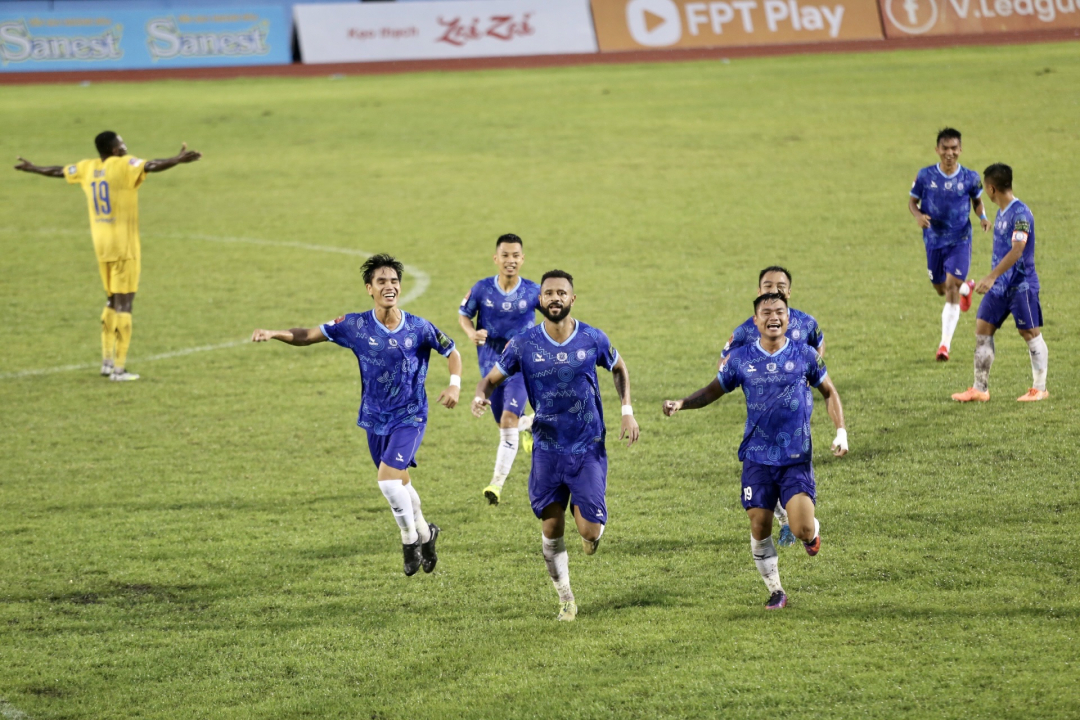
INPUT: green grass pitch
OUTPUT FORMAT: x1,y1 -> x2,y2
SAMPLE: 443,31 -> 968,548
2,42 -> 1079,719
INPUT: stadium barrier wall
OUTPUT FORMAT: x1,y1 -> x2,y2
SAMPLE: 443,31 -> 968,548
0,3 -> 292,71
589,0 -> 886,50
293,0 -> 598,64
877,0 -> 1080,36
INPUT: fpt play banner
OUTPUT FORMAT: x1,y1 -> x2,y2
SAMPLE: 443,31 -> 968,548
0,5 -> 291,72
878,0 -> 1080,36
589,0 -> 884,51
294,0 -> 598,64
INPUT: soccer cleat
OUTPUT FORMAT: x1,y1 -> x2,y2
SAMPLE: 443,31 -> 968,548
420,524 -> 439,573
100,362 -> 114,377
765,591 -> 787,610
483,484 -> 501,506
936,345 -> 950,362
402,541 -> 422,576
960,279 -> 975,312
777,524 -> 797,547
951,387 -> 989,402
804,535 -> 821,556
557,600 -> 577,622
109,369 -> 140,382
518,414 -> 534,454
582,535 -> 601,556
1017,388 -> 1050,402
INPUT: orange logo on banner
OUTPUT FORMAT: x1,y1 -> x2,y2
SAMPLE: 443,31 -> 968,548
879,0 -> 1080,36
590,0 -> 884,51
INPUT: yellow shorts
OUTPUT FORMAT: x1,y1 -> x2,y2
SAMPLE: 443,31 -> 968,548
98,257 -> 141,295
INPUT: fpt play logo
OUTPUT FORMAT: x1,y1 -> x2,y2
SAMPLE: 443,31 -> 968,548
626,0 -> 682,46
884,0 -> 939,33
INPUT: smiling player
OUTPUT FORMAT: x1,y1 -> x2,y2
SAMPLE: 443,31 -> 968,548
252,254 -> 462,576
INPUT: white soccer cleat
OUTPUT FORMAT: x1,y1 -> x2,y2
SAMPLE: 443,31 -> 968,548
110,369 -> 140,382
100,362 -> 114,377
557,600 -> 577,621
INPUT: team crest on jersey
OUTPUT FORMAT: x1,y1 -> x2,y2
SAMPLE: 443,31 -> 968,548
556,352 -> 568,362
945,181 -> 953,190
784,361 -> 795,372
502,302 -> 512,311
767,363 -> 777,373
576,350 -> 586,360
68,165 -> 77,174
388,338 -> 398,348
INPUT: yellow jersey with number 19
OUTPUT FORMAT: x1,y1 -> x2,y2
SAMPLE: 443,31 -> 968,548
65,155 -> 147,262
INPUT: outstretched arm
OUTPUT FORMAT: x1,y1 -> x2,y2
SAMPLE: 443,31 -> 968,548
471,366 -> 508,417
662,377 -> 726,416
250,327 -> 327,346
145,143 -> 202,173
14,157 -> 64,178
611,356 -> 639,447
816,376 -> 847,457
436,348 -> 462,409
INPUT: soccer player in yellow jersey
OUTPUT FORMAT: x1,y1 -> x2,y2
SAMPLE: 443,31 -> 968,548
15,131 -> 201,381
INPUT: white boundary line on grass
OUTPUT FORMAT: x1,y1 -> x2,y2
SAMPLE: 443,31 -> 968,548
0,698 -> 30,720
0,229 -> 430,381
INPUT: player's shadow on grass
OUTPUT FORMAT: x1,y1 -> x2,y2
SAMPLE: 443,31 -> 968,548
591,585 -> 679,611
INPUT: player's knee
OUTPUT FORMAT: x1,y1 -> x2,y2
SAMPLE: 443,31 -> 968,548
749,515 -> 772,539
579,524 -> 602,542
792,519 -> 816,542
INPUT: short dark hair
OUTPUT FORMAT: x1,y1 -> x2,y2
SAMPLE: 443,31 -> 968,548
983,163 -> 1013,190
753,292 -> 788,313
758,266 -> 792,286
361,253 -> 404,285
540,269 -> 573,289
937,127 -> 962,145
496,233 -> 523,249
95,131 -> 119,157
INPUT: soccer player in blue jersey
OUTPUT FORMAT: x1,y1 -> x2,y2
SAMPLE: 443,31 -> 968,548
908,128 -> 991,362
457,234 -> 541,506
471,270 -> 639,621
952,164 -> 1049,403
251,254 -> 463,576
719,266 -> 824,548
663,293 -> 848,610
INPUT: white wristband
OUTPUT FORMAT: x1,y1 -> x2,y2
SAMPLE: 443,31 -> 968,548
833,428 -> 848,450
621,404 -> 633,416
449,374 -> 461,388
474,396 -> 485,405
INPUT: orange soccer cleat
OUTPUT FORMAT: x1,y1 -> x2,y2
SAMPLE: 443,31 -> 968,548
951,387 -> 990,402
936,345 -> 950,362
960,279 -> 976,312
1017,389 -> 1050,402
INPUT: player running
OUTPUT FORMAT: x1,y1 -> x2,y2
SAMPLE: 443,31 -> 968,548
664,293 -> 848,610
458,234 -> 540,505
471,270 -> 639,621
14,132 -> 202,381
907,128 -> 991,362
952,164 -> 1048,403
719,266 -> 823,548
252,254 -> 462,576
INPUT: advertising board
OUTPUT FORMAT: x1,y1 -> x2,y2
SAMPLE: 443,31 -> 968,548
878,0 -> 1080,36
590,0 -> 885,51
0,4 -> 291,72
294,0 -> 598,64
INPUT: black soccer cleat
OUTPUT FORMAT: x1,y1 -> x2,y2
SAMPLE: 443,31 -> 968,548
421,524 -> 440,574
402,540 -> 422,576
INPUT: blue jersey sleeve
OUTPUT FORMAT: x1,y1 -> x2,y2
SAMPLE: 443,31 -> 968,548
911,169 -> 926,200
804,345 -> 827,387
1011,210 -> 1032,242
422,319 -> 456,358
320,314 -> 352,347
967,170 -> 983,200
458,281 -> 482,319
594,329 -> 619,372
805,316 -> 824,350
717,354 -> 742,392
496,337 -> 521,376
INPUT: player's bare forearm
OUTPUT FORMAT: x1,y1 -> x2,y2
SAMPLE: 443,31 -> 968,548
250,327 -> 326,346
973,197 -> 991,231
908,197 -> 930,227
457,314 -> 484,346
612,357 -> 631,406
663,377 -> 725,416
447,348 -> 462,378
14,158 -> 64,178
817,378 -> 845,431
976,243 -> 1025,293
145,144 -> 202,173
472,367 -> 507,417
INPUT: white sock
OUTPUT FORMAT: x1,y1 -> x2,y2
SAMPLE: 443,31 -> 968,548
541,535 -> 574,603
941,302 -> 961,350
1027,335 -> 1048,391
974,334 -> 995,392
809,517 -> 820,543
378,479 -> 417,544
405,483 -> 431,543
490,428 -> 519,489
773,501 -> 788,524
750,535 -> 782,594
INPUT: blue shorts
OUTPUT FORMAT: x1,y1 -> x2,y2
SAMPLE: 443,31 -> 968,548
490,372 -> 529,422
740,460 -> 816,511
528,445 -> 608,524
976,287 -> 1043,330
366,425 -> 426,470
926,242 -> 971,285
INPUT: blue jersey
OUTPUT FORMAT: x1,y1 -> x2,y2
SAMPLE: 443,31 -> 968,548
496,320 -> 619,455
320,310 -> 456,435
989,199 -> 1039,296
718,339 -> 828,467
721,308 -> 823,361
911,164 -> 983,249
459,276 -> 541,374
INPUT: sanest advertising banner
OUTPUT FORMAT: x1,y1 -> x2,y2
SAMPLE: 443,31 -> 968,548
294,0 -> 598,64
878,0 -> 1080,35
0,5 -> 291,72
590,0 -> 884,51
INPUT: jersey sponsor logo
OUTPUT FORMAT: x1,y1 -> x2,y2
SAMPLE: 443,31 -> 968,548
404,335 -> 416,349
518,299 -> 528,310
576,349 -> 586,360
791,329 -> 801,340
958,183 -> 964,191
784,361 -> 795,371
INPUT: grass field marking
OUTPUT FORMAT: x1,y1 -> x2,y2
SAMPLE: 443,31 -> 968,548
0,229 -> 430,380
0,698 -> 30,720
